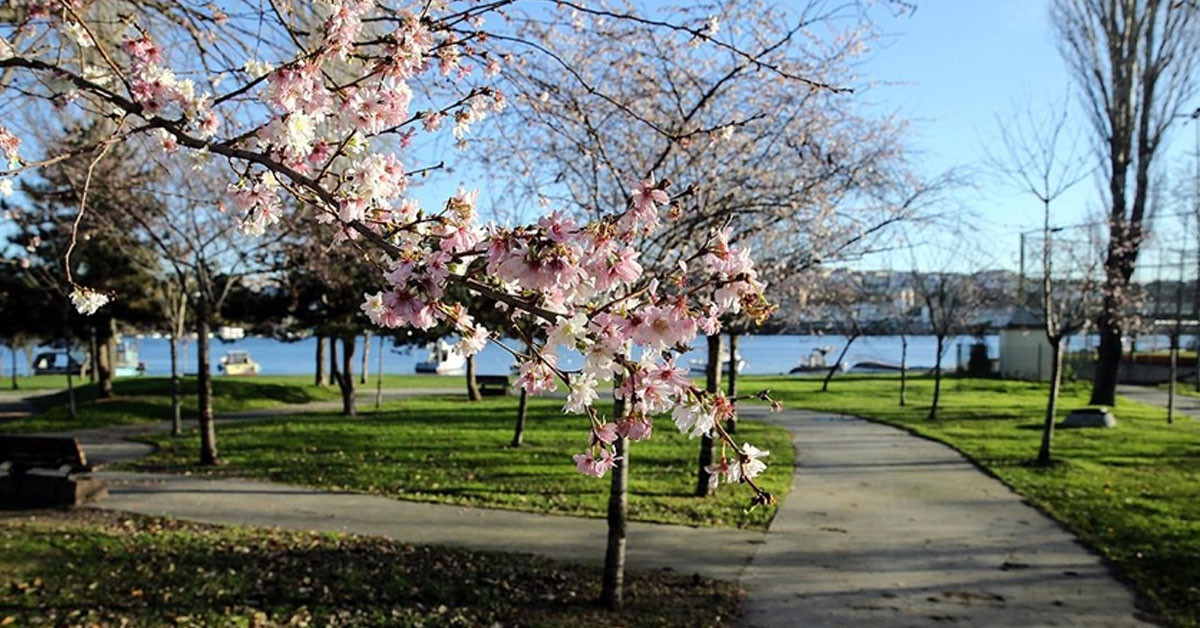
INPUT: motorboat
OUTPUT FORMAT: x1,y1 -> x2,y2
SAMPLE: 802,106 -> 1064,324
219,350 -> 261,376
114,342 -> 146,377
789,346 -> 845,375
688,348 -> 746,376
415,339 -> 466,375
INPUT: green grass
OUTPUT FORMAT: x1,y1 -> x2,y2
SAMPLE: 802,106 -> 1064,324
0,377 -> 340,433
0,375 -> 80,390
131,395 -> 793,530
0,509 -> 741,627
745,373 -> 1200,627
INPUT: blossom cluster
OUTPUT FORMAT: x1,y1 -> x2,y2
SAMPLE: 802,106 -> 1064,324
3,0 -> 779,502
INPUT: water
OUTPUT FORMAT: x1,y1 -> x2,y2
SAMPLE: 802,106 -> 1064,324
7,333 -> 1003,377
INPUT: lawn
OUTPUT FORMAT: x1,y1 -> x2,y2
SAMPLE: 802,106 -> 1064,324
131,394 -> 794,529
0,509 -> 740,627
745,373 -> 1200,627
0,376 -> 342,433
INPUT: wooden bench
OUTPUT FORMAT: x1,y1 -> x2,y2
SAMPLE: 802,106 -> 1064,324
0,436 -> 106,507
476,375 -> 511,397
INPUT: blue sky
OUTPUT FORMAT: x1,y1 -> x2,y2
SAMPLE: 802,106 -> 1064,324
857,1 -> 1198,271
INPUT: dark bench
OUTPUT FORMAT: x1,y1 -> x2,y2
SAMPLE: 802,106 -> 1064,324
476,375 -> 511,397
0,436 -> 106,506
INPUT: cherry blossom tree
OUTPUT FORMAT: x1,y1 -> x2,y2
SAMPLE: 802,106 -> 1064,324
0,0 -> 850,606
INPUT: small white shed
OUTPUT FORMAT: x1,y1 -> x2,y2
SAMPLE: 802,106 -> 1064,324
998,309 -> 1054,381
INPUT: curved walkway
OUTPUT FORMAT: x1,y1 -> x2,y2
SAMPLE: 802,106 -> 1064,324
12,397 -> 1150,627
739,407 -> 1149,627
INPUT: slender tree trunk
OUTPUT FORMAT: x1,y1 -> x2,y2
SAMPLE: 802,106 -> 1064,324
360,330 -> 370,385
822,333 -> 857,392
695,334 -> 721,497
329,336 -> 339,386
88,326 -> 98,384
601,387 -> 628,609
511,389 -> 529,447
1089,319 -> 1121,406
196,301 -> 218,465
102,320 -> 117,395
375,333 -> 385,409
726,332 -> 739,434
169,330 -> 182,436
1168,332 -> 1178,425
315,336 -> 327,387
899,334 -> 908,406
928,334 -> 945,420
63,312 -> 76,419
466,354 -> 481,401
338,334 -> 356,416
9,346 -> 17,390
512,341 -> 531,446
1037,338 -> 1064,466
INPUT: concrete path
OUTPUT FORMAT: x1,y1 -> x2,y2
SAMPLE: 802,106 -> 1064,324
90,471 -> 763,582
0,389 -> 59,420
738,407 -> 1149,627
1118,384 -> 1200,420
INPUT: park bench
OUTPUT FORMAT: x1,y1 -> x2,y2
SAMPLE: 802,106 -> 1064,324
476,375 -> 511,397
0,436 -> 106,507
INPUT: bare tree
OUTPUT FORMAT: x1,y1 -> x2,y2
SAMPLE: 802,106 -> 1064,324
1052,0 -> 1200,406
912,265 -> 991,421
987,100 -> 1096,463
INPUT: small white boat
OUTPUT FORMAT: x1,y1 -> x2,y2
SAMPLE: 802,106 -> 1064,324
415,339 -> 466,375
789,346 -> 845,374
219,350 -> 260,376
688,348 -> 746,376
218,326 -> 246,341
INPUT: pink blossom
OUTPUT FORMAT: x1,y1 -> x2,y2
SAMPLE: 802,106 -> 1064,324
517,355 -> 558,396
616,416 -> 652,442
573,448 -> 617,478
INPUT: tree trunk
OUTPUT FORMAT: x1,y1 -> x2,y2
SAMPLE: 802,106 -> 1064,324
375,333 -> 385,409
725,332 -> 739,434
9,346 -> 17,390
360,331 -> 370,385
822,334 -> 857,392
600,389 -> 628,609
1089,320 -> 1121,406
511,388 -> 529,447
899,334 -> 908,406
63,312 -> 76,420
94,318 -> 116,398
338,334 -> 356,416
315,336 -> 327,387
88,326 -> 98,384
466,354 -> 481,401
329,336 -> 339,386
1168,332 -> 1178,425
169,330 -> 182,436
928,335 -> 945,420
695,334 -> 721,497
1037,338 -> 1064,466
196,302 -> 218,465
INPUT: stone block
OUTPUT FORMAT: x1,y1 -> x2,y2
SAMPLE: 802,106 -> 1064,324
1061,408 -> 1117,428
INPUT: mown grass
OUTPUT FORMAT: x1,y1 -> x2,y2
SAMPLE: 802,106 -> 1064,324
746,373 -> 1200,627
131,395 -> 793,530
0,377 -> 340,433
0,509 -> 741,627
